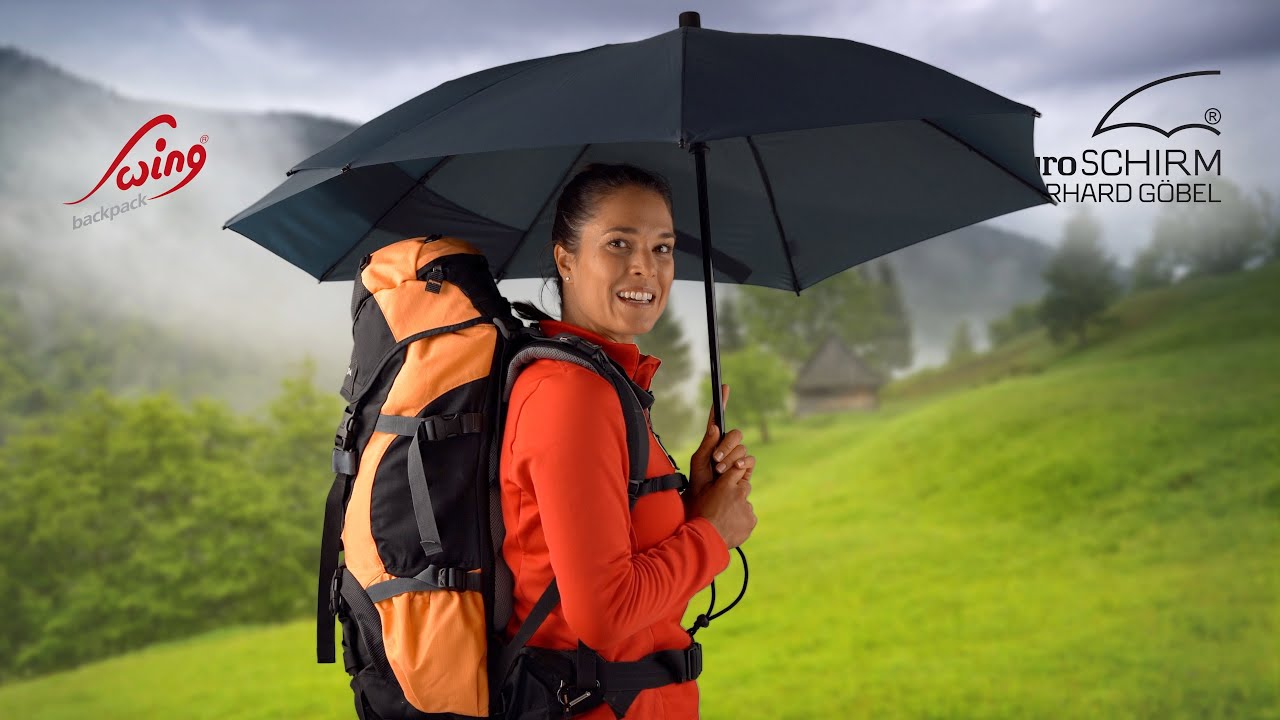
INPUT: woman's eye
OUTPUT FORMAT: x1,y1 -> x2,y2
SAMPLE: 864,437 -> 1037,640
609,238 -> 627,248
657,244 -> 672,254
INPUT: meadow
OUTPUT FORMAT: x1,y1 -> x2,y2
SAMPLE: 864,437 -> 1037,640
3,263 -> 1276,719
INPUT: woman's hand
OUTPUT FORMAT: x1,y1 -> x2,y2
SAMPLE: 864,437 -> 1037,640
686,384 -> 758,548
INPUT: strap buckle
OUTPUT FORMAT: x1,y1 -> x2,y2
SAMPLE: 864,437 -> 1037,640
334,408 -> 356,451
556,679 -> 601,712
328,567 -> 344,618
682,641 -> 703,682
423,412 -> 481,441
436,566 -> 465,591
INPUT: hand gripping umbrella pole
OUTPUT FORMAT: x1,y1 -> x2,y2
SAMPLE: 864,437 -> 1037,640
686,120 -> 747,635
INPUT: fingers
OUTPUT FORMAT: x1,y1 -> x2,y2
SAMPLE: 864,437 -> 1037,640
715,460 -> 751,487
712,428 -> 744,464
694,421 -> 721,460
713,444 -> 748,473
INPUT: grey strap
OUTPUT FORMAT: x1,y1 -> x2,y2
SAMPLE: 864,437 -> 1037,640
331,448 -> 357,475
375,412 -> 483,440
407,427 -> 444,557
366,564 -> 482,603
374,412 -> 484,559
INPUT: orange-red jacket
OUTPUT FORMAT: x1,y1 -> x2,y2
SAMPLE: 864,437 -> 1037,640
500,318 -> 730,719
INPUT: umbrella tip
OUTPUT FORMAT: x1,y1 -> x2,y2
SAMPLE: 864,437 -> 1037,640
679,11 -> 701,28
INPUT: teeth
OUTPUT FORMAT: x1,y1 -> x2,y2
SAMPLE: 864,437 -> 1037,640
618,291 -> 653,302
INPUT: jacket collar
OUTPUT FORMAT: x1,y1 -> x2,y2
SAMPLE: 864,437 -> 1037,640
538,318 -> 662,391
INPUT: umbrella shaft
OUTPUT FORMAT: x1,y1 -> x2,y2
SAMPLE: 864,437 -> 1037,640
692,143 -> 725,440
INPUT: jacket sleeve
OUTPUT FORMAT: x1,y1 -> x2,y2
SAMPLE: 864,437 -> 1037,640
509,365 -> 731,650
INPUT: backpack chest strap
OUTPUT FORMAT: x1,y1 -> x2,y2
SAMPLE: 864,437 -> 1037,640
629,472 -> 688,506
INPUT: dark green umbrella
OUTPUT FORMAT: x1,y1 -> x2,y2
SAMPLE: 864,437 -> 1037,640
224,9 -> 1054,619
224,11 -> 1052,434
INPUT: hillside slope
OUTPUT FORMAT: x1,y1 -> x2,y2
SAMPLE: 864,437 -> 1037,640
2,267 -> 1276,718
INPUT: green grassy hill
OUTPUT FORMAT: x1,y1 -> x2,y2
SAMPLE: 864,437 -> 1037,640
3,264 -> 1277,719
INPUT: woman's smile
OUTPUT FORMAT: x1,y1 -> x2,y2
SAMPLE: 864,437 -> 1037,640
615,286 -> 658,307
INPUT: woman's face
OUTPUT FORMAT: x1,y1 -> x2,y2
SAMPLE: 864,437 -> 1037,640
554,185 -> 676,345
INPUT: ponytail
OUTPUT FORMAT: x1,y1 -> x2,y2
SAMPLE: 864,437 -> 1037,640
511,300 -> 555,323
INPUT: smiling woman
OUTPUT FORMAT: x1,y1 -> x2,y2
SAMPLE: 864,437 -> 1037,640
503,163 -> 758,718
511,163 -> 677,341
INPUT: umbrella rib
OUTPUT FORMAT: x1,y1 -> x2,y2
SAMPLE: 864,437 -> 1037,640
494,144 -> 591,282
921,118 -> 1059,206
317,156 -> 455,281
746,136 -> 802,296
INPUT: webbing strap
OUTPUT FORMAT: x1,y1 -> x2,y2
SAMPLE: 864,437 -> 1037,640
630,472 -> 687,504
331,448 -> 357,475
316,472 -> 350,663
406,427 -> 444,557
337,568 -> 394,680
499,579 -> 561,683
366,564 -> 483,602
548,641 -> 703,717
374,412 -> 484,440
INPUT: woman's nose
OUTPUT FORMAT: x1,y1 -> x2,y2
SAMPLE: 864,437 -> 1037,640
630,251 -> 656,277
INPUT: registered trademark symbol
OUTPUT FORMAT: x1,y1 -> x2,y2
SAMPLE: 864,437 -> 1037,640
1204,108 -> 1220,125
200,134 -> 209,144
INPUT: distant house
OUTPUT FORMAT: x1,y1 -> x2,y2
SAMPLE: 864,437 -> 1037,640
792,336 -> 885,417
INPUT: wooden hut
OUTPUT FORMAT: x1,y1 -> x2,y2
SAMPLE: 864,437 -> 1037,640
792,335 -> 885,416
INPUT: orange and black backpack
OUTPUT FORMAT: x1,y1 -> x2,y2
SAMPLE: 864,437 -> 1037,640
316,235 -> 701,719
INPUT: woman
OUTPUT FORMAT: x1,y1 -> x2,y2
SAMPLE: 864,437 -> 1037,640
500,163 -> 758,719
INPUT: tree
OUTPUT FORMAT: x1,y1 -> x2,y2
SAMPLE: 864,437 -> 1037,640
0,367 -> 338,680
636,307 -> 697,448
736,267 -> 886,374
716,292 -> 747,354
947,320 -> 976,365
713,344 -> 793,444
987,302 -> 1040,347
1129,238 -> 1177,292
1037,207 -> 1121,347
1149,177 -> 1272,277
861,260 -> 913,374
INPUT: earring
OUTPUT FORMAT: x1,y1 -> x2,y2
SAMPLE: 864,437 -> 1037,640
564,275 -> 570,282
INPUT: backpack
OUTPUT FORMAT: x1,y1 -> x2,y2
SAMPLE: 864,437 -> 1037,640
317,235 -> 702,720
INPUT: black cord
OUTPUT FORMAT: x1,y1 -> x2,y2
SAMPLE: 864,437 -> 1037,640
687,547 -> 748,636
710,547 -> 748,621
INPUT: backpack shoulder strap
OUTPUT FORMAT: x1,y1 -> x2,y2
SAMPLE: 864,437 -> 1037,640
498,331 -> 655,684
503,333 -> 650,493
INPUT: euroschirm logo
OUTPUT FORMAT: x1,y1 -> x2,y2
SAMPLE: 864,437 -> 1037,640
1092,70 -> 1222,138
65,113 -> 208,229
1038,70 -> 1222,204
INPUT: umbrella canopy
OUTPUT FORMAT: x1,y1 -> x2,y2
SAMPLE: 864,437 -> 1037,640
224,15 -> 1053,292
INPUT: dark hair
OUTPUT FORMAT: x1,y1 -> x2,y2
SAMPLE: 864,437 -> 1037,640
511,163 -> 673,324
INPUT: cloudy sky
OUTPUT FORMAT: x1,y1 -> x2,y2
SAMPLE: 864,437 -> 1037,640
3,0 -> 1278,262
